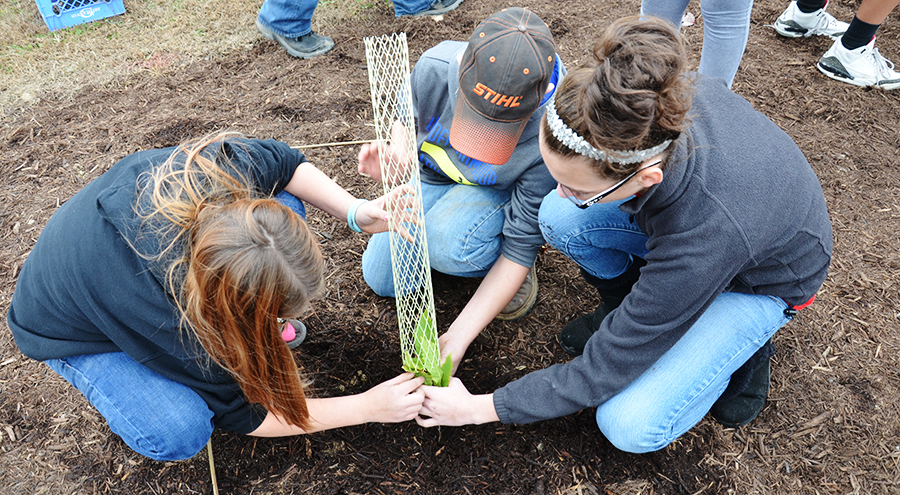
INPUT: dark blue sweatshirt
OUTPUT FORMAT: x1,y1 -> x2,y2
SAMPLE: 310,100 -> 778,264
7,138 -> 304,434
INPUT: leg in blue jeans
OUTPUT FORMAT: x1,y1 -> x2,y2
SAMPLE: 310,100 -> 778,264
539,191 -> 648,279
362,182 -> 510,297
596,292 -> 791,453
697,0 -> 753,87
391,0 -> 438,17
641,0 -> 753,87
257,0 -> 319,38
540,192 -> 789,452
641,0 -> 692,29
275,190 -> 307,219
45,353 -> 214,461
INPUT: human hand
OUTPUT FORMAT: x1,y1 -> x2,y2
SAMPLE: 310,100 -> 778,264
357,121 -> 415,184
416,377 -> 497,427
362,372 -> 425,424
355,184 -> 418,242
438,332 -> 470,376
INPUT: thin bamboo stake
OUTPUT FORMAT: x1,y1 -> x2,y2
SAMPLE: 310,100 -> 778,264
290,139 -> 374,150
207,439 -> 219,495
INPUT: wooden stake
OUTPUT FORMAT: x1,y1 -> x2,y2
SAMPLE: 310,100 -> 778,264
207,439 -> 219,495
291,139 -> 374,150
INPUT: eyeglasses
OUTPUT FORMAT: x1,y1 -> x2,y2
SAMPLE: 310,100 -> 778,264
559,160 -> 662,209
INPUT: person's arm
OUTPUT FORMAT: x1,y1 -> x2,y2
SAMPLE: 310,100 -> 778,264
283,161 -> 414,236
438,255 -> 530,374
283,161 -> 370,222
248,373 -> 425,437
416,377 -> 499,427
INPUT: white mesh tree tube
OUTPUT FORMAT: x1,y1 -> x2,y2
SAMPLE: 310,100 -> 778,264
364,33 -> 450,386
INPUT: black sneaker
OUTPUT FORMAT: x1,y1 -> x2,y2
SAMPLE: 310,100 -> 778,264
256,19 -> 334,59
412,0 -> 463,16
710,340 -> 775,428
557,303 -> 612,356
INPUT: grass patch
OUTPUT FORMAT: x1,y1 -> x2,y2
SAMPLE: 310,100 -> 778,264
0,0 -> 390,115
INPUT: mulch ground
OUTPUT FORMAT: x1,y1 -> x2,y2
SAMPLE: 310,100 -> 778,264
1,0 -> 899,493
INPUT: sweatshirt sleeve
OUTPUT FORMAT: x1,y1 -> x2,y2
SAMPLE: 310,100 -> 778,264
500,145 -> 556,267
218,138 -> 306,195
493,217 -> 750,424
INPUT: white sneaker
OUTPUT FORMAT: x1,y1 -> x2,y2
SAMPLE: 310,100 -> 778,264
818,38 -> 900,90
774,1 -> 848,39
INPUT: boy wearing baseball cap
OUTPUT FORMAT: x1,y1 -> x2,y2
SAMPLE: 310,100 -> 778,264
358,7 -> 564,373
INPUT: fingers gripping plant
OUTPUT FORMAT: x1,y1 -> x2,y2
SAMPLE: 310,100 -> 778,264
364,33 -> 450,386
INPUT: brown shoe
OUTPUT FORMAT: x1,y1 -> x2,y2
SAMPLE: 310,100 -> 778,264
496,265 -> 538,321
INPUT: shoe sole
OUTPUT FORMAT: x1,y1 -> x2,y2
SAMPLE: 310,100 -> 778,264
773,20 -> 845,39
557,333 -> 583,356
817,58 -> 900,90
495,266 -> 538,321
773,20 -> 807,38
256,20 -> 334,59
282,319 -> 307,349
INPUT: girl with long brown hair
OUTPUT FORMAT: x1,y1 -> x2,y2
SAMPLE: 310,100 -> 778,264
415,17 -> 832,451
7,132 -> 424,461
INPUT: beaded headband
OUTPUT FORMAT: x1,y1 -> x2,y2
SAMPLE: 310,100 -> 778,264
545,94 -> 672,165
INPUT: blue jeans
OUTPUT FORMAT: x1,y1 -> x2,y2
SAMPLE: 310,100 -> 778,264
391,0 -> 435,17
539,191 -> 791,453
598,292 -> 790,452
362,182 -> 510,297
641,0 -> 753,88
258,0 -> 434,29
46,353 -> 215,461
275,189 -> 307,219
257,0 -> 320,38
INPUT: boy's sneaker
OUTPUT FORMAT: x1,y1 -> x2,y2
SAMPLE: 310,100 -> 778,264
773,1 -> 848,39
256,19 -> 334,59
412,0 -> 464,16
818,38 -> 900,90
496,265 -> 538,321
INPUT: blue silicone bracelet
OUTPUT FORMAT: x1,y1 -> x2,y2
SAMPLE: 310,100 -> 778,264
347,198 -> 367,233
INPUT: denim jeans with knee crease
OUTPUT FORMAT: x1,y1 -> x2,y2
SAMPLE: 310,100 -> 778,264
42,192 -> 307,461
362,181 -> 511,297
641,0 -> 754,88
539,190 -> 791,453
46,353 -> 215,461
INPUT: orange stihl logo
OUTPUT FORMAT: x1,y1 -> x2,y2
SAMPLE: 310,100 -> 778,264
473,83 -> 522,107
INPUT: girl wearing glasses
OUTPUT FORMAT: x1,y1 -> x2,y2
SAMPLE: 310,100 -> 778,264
416,17 -> 832,452
7,133 -> 424,461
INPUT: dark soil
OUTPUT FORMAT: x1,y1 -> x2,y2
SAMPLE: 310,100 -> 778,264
2,0 -> 899,494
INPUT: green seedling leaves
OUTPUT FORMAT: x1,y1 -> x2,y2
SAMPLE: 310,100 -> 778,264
440,354 -> 452,387
400,309 -> 450,386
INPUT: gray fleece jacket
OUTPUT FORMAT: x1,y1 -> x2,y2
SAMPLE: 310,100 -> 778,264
493,75 -> 833,424
410,40 -> 564,268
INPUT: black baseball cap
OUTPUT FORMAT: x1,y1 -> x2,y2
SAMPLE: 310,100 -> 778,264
450,7 -> 556,165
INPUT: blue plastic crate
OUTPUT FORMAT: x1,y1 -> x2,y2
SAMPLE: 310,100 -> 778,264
34,0 -> 126,32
